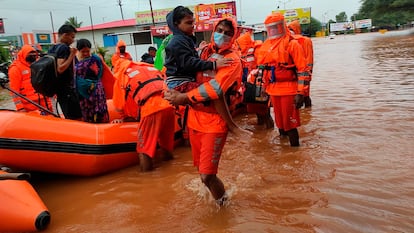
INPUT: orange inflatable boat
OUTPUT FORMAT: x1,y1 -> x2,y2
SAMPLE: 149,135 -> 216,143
0,170 -> 50,232
0,101 -> 183,176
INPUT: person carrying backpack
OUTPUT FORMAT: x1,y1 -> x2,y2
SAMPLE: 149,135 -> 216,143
50,24 -> 82,120
8,45 -> 52,113
255,13 -> 311,147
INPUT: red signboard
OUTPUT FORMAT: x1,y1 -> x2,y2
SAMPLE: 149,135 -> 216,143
0,18 -> 5,34
194,1 -> 237,32
150,25 -> 170,36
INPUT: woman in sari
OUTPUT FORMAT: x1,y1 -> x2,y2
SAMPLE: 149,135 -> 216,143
75,39 -> 109,123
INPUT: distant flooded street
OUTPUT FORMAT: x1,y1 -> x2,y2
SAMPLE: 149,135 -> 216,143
3,30 -> 413,233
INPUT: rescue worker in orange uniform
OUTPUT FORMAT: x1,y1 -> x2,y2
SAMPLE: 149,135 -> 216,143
236,29 -> 274,128
164,18 -> 242,206
112,59 -> 175,172
255,13 -> 311,147
288,20 -> 314,108
8,45 -> 52,113
111,39 -> 133,73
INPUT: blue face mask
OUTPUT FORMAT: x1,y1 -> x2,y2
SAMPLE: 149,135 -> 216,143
214,32 -> 231,48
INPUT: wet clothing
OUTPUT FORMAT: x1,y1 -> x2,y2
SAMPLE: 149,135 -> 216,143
189,129 -> 227,174
75,54 -> 109,123
137,102 -> 175,158
50,43 -> 82,120
8,45 -> 52,112
270,95 -> 300,131
164,10 -> 214,89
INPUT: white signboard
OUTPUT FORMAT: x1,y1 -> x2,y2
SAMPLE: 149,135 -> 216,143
330,22 -> 355,32
355,19 -> 372,29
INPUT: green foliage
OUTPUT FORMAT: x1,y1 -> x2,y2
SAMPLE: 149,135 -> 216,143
0,46 -> 10,63
95,45 -> 109,58
335,12 -> 348,23
64,17 -> 83,28
300,17 -> 322,37
359,0 -> 414,28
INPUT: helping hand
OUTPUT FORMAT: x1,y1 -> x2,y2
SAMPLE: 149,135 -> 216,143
215,57 -> 234,69
163,89 -> 189,106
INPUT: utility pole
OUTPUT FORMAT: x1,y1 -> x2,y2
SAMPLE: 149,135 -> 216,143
118,0 -> 125,21
49,12 -> 56,43
149,0 -> 155,26
89,6 -> 96,50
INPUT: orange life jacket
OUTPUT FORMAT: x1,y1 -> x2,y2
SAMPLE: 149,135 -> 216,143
123,64 -> 165,121
112,60 -> 167,120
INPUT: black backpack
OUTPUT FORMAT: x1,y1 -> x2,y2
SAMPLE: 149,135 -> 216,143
30,45 -> 64,97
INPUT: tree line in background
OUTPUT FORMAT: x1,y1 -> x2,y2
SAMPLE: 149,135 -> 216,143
355,0 -> 413,29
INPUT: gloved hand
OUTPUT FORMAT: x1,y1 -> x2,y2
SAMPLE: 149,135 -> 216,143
294,94 -> 304,109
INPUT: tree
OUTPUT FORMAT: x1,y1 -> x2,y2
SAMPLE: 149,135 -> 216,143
64,17 -> 83,28
359,0 -> 414,28
300,17 -> 322,36
335,12 -> 348,22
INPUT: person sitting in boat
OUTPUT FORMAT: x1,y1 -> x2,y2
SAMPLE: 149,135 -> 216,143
8,45 -> 52,114
111,39 -> 132,73
75,39 -> 109,123
112,59 -> 175,172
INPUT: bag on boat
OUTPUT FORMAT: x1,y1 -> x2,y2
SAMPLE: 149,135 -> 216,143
30,44 -> 63,97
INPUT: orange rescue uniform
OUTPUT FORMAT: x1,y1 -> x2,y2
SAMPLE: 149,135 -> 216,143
288,20 -> 314,97
8,45 -> 52,112
112,60 -> 175,158
256,14 -> 310,131
111,40 -> 133,73
185,18 -> 242,174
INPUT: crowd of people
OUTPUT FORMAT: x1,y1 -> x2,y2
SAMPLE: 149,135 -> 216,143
7,6 -> 313,207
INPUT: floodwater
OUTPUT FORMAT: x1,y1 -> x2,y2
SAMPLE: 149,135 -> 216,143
6,30 -> 414,233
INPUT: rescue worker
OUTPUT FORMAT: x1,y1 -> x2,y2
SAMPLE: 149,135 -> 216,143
255,13 -> 311,147
288,20 -> 314,108
112,59 -> 175,172
164,17 -> 242,206
8,45 -> 52,113
236,29 -> 274,128
111,39 -> 133,73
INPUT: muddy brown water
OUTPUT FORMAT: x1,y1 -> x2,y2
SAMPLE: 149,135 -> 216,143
1,30 -> 414,233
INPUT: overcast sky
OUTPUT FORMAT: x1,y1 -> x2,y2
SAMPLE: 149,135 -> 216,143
0,0 -> 362,35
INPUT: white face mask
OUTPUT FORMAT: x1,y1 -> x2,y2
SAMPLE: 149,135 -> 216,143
266,20 -> 286,39
214,32 -> 232,48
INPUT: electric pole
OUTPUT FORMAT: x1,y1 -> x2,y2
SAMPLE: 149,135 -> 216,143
118,0 -> 125,21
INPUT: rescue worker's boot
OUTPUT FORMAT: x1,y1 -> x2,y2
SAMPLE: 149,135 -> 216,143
287,128 -> 300,147
257,114 -> 265,125
139,153 -> 153,172
304,96 -> 312,108
278,128 -> 288,137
